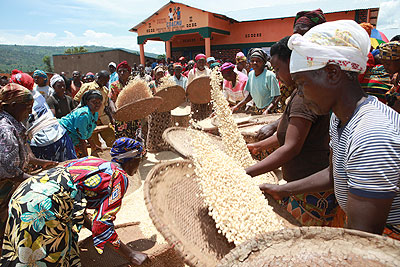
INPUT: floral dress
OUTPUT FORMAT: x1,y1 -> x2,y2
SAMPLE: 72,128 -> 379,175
1,157 -> 129,266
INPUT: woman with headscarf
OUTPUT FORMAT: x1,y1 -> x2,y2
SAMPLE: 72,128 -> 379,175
32,69 -> 53,100
293,8 -> 326,35
84,72 -> 95,83
59,90 -> 103,157
231,48 -> 280,115
235,52 -> 248,75
261,20 -> 400,240
146,66 -> 172,152
1,138 -> 149,266
379,41 -> 400,112
109,61 -> 144,142
246,36 -> 337,227
221,62 -> 248,106
46,74 -> 76,118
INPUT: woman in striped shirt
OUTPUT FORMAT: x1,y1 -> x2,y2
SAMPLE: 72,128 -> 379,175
260,20 -> 400,239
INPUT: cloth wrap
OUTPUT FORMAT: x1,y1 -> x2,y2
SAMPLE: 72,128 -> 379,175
117,60 -> 132,73
294,8 -> 326,28
379,41 -> 400,61
10,72 -> 34,90
288,20 -> 370,74
110,137 -> 144,164
236,52 -> 247,63
50,73 -> 64,88
247,48 -> 269,64
32,69 -> 48,83
0,83 -> 33,109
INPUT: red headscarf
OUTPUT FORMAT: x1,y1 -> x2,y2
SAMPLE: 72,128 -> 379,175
195,54 -> 206,61
294,9 -> 326,28
117,61 -> 132,73
10,72 -> 34,91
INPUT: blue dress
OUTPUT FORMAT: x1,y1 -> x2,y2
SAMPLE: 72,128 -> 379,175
59,106 -> 98,146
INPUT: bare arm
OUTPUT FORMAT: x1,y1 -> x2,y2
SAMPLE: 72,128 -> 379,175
346,192 -> 393,235
232,94 -> 252,113
256,118 -> 281,141
247,134 -> 280,155
264,95 -> 280,114
246,116 -> 312,177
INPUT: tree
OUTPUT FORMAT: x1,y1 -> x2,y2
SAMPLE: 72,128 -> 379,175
65,46 -> 88,54
157,54 -> 166,60
42,56 -> 52,72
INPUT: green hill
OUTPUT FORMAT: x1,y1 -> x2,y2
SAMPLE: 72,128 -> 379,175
0,45 -> 160,73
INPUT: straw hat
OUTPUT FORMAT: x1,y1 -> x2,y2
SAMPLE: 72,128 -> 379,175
186,76 -> 212,104
114,79 -> 163,122
154,85 -> 186,112
218,227 -> 400,266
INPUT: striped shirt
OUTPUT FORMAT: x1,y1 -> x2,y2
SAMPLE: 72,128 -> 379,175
330,95 -> 400,224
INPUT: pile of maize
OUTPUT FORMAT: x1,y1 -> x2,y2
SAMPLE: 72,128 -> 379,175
190,130 -> 284,245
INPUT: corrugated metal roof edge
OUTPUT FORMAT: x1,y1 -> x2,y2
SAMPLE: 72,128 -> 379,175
232,6 -> 380,23
52,48 -> 159,59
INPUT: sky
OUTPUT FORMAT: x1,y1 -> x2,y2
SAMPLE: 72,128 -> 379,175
1,0 -> 399,55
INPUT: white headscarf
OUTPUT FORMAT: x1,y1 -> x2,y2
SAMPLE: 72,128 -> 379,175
288,20 -> 370,74
50,74 -> 64,88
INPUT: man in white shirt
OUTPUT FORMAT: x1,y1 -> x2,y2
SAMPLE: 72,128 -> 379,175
170,63 -> 187,90
33,69 -> 53,100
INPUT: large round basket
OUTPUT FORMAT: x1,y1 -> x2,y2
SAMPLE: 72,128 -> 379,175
186,77 -> 212,104
144,160 -> 300,267
163,127 -> 224,158
155,85 -> 186,112
211,113 -> 253,127
217,227 -> 400,266
114,96 -> 163,122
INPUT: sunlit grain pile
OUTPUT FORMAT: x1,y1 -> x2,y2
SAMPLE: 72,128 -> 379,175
190,129 -> 284,245
115,79 -> 152,108
209,68 -> 275,184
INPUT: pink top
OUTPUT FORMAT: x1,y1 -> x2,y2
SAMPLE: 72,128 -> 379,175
223,71 -> 248,103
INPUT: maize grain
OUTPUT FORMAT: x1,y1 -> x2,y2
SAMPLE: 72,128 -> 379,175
190,130 -> 284,245
209,68 -> 275,185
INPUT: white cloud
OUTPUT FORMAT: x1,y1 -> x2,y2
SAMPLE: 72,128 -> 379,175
64,30 -> 75,38
83,30 -> 112,39
24,32 -> 57,43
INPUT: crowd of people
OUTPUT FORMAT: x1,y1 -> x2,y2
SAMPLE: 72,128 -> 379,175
0,7 -> 399,266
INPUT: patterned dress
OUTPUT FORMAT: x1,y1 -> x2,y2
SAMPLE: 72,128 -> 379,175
1,157 -> 129,266
146,81 -> 172,152
0,111 -> 30,238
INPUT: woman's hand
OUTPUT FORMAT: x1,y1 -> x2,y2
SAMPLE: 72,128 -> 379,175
118,242 -> 149,265
259,183 -> 288,201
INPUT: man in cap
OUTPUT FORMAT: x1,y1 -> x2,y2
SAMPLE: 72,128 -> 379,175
260,20 -> 400,239
108,62 -> 118,88
232,48 -> 280,114
207,57 -> 215,68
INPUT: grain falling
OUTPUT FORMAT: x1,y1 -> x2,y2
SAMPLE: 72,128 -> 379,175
190,129 -> 284,245
209,68 -> 275,184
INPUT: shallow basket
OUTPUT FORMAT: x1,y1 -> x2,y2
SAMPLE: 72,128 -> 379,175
217,227 -> 400,266
144,160 -> 300,267
186,76 -> 212,104
239,113 -> 283,144
211,113 -> 253,127
163,127 -> 224,158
